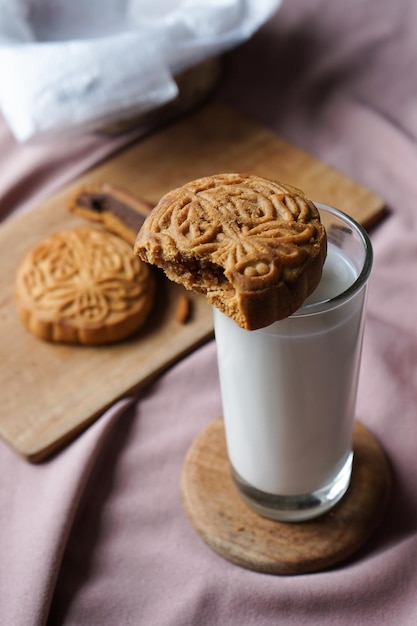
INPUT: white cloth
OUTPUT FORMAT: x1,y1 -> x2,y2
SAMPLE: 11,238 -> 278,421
0,0 -> 282,142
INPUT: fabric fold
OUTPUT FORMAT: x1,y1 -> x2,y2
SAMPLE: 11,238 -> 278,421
0,398 -> 136,626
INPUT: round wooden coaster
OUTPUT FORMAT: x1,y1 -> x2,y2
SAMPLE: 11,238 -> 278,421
181,418 -> 391,575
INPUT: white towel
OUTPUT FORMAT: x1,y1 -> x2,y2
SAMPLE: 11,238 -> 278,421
0,0 -> 282,142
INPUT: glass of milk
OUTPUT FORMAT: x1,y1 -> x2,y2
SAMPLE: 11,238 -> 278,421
213,204 -> 373,522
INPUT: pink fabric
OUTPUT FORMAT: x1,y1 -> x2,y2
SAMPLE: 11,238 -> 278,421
2,0 -> 417,623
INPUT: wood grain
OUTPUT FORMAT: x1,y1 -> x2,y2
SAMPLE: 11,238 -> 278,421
181,418 -> 391,575
0,102 -> 386,462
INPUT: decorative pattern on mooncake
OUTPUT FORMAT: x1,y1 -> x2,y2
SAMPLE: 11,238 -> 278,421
134,173 -> 326,330
16,227 -> 155,344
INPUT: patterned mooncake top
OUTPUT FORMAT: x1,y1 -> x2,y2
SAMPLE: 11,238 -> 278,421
16,227 -> 155,344
134,173 -> 326,330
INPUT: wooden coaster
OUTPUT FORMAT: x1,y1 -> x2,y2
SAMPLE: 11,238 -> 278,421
181,418 -> 391,575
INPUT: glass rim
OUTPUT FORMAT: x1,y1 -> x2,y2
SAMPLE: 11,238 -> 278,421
292,203 -> 373,318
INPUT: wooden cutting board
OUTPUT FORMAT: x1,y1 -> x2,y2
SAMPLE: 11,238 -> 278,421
0,102 -> 385,462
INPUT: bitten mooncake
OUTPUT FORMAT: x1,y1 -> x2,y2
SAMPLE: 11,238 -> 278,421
134,173 -> 327,330
15,227 -> 155,345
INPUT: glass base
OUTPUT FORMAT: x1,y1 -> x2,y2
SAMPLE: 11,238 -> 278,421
232,452 -> 354,522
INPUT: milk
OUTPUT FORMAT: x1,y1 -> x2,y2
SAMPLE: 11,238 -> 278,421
214,241 -> 367,497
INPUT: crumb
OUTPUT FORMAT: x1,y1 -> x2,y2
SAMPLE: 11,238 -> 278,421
175,293 -> 191,324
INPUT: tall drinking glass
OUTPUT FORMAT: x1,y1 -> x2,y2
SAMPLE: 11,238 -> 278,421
213,204 -> 373,522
